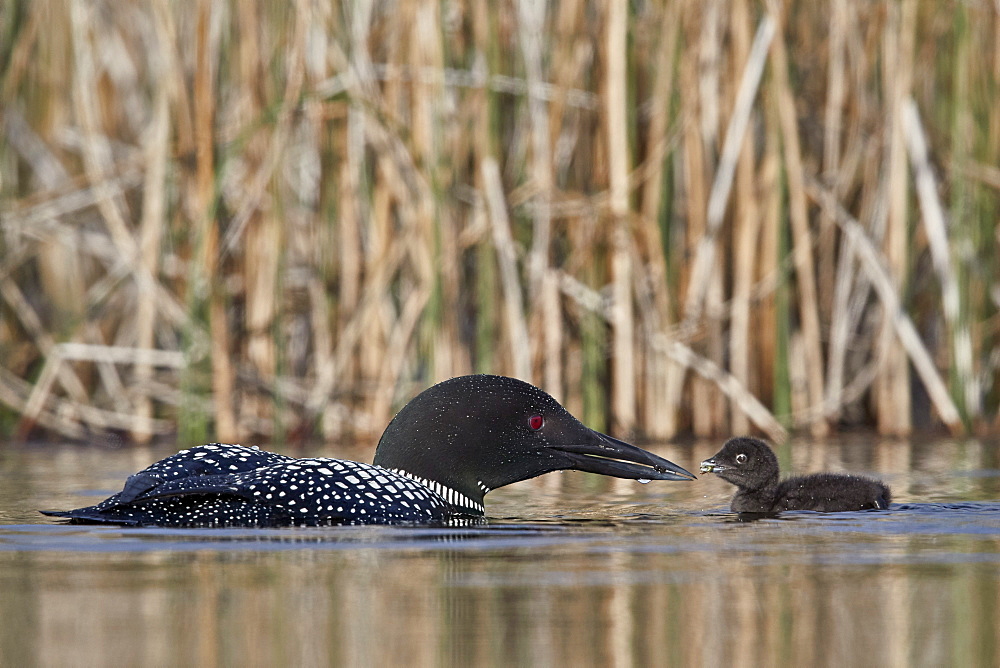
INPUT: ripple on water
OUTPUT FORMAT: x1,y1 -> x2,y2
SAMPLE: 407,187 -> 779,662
1,501 -> 999,556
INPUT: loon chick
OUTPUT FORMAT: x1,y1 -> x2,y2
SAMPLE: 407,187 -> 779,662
42,374 -> 695,527
700,436 -> 891,513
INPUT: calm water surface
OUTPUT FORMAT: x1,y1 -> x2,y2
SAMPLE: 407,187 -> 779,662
2,438 -> 999,667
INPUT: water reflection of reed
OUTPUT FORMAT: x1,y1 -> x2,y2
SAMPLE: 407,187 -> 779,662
1,524 -> 998,667
3,2 -> 998,447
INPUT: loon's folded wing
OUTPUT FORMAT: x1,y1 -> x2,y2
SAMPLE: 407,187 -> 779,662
118,444 -> 292,502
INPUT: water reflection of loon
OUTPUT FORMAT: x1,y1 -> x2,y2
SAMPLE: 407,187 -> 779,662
42,375 -> 694,528
100,524 -> 578,549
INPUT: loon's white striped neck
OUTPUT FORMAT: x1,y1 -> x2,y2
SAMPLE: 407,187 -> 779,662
386,468 -> 488,515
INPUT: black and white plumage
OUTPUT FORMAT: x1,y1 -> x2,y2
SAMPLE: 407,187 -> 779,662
46,444 -> 454,526
42,374 -> 696,527
700,437 -> 892,513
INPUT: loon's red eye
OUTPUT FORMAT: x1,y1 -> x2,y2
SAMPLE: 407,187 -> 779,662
528,415 -> 544,431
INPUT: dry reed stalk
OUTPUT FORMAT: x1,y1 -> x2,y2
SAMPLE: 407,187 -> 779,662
947,6 -> 987,426
821,60 -> 860,422
435,216 -> 469,385
20,346 -> 70,432
698,1 -> 722,155
132,82 -> 170,443
664,5 -> 767,432
219,12 -> 299,258
806,178 -> 963,434
338,107 -> 364,327
825,134 -> 883,423
728,0 -> 761,434
682,12 -> 774,322
19,99 -> 89,333
411,0 -> 467,385
634,275 -> 672,436
68,5 -> 144,291
947,5 -> 978,421
754,104 -> 782,411
539,271 -> 563,402
193,0 -> 237,443
1,137 -> 142,229
875,0 -> 915,435
55,343 -> 185,367
340,2 -> 374,408
373,220 -> 436,435
35,234 -> 85,327
663,7 -> 708,435
767,0 -> 827,437
904,98 -> 979,420
565,208 -> 605,429
548,0 -> 586,182
151,2 -> 193,156
307,273 -> 336,436
606,0 -> 635,435
87,319 -> 132,424
610,227 -> 635,436
559,270 -> 787,442
349,43 -> 442,427
1,273 -> 89,408
375,268 -> 434,434
824,222 -> 860,423
666,334 -> 787,443
6,1 -> 1000,442
234,4 -> 296,434
693,3 -> 729,438
4,170 -> 193,341
956,161 -> 1000,191
367,15 -> 432,420
0,367 -> 86,439
636,1 -> 680,438
368,9 -> 443,424
67,2 -> 140,409
518,0 -> 561,399
819,0 -> 849,319
704,269 -> 729,435
306,237 -> 404,432
291,9 -> 337,438
336,105 -> 368,418
362,198 -> 419,430
11,368 -> 176,437
21,342 -> 183,436
788,331 -> 811,418
244,211 -> 281,366
364,164 -> 396,405
518,0 -> 552,296
0,1 -> 41,103
482,157 -> 531,381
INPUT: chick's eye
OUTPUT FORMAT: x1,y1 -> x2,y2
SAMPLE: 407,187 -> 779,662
735,453 -> 747,464
528,415 -> 544,431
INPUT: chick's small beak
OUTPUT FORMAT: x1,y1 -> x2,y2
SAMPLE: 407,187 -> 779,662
700,459 -> 723,474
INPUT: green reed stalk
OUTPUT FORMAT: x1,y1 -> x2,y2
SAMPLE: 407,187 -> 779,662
948,5 -> 980,423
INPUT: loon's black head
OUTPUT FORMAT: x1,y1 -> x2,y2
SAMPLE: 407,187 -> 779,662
372,374 -> 695,512
700,436 -> 780,491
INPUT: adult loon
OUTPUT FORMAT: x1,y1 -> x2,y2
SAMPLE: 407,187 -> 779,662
42,374 -> 695,527
700,436 -> 891,513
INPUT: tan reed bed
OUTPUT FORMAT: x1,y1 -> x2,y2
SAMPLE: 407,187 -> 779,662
0,1 -> 997,445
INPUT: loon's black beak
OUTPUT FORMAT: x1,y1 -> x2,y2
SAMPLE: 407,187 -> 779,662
550,431 -> 696,481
